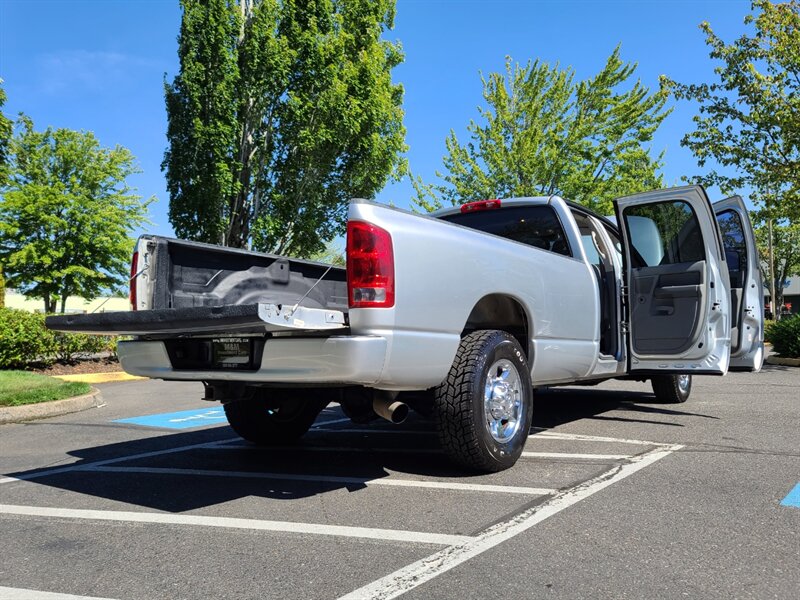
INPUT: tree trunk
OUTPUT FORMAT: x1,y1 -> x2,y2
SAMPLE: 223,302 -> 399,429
60,294 -> 68,314
768,218 -> 777,320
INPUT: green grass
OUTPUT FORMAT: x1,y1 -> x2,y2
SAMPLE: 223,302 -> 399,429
0,371 -> 91,407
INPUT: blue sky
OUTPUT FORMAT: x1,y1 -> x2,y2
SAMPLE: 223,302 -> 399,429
0,0 -> 754,239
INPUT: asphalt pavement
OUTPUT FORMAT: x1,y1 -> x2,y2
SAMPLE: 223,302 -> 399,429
0,365 -> 798,599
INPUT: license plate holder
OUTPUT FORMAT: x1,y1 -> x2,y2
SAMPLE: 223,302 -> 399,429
212,337 -> 252,369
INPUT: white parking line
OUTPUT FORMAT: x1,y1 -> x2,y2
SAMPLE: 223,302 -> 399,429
0,586 -> 116,600
0,438 -> 238,486
0,416 -> 352,486
214,442 -> 631,460
81,466 -> 557,496
339,444 -> 683,600
308,428 -> 435,435
217,444 -> 631,462
311,417 -> 352,427
521,452 -> 631,460
0,503 -> 470,546
532,431 -> 664,446
216,443 -> 440,454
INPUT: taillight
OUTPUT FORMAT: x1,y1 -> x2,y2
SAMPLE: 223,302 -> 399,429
347,221 -> 395,308
129,251 -> 139,311
460,199 -> 501,213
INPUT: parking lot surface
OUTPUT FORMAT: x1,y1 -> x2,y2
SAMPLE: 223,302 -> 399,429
1,365 -> 798,599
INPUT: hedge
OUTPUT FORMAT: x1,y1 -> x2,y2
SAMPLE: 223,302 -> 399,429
764,315 -> 800,359
0,307 -> 116,369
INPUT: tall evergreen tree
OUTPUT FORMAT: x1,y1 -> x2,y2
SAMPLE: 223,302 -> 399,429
164,0 -> 406,256
412,47 -> 670,215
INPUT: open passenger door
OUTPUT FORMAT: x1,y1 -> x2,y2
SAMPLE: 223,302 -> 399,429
713,196 -> 765,372
614,186 -> 731,375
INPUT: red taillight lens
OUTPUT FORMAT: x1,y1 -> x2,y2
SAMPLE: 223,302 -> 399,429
129,251 -> 139,311
347,221 -> 395,308
460,199 -> 502,213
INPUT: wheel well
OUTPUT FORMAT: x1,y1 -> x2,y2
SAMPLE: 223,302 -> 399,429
462,294 -> 530,357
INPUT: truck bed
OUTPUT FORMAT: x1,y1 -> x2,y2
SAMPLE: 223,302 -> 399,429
46,236 -> 348,337
139,236 -> 348,312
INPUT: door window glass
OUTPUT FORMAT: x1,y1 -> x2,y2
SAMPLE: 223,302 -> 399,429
716,209 -> 748,280
623,201 -> 705,267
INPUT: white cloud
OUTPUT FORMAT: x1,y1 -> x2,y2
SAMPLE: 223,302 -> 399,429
37,50 -> 164,95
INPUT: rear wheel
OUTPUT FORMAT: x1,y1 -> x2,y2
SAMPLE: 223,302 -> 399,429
651,374 -> 692,403
433,330 -> 533,472
223,389 -> 327,445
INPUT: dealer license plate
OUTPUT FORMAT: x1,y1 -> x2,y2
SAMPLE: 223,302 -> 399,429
212,338 -> 251,369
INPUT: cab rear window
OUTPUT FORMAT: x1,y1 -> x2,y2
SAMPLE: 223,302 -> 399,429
441,205 -> 572,257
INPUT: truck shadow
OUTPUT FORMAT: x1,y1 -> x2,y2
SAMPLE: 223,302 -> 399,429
533,386 -> 720,429
7,386 -> 716,512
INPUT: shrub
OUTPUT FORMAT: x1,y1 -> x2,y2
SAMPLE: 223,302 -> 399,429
764,315 -> 800,358
51,332 -> 110,362
0,308 -> 55,368
0,307 -> 119,368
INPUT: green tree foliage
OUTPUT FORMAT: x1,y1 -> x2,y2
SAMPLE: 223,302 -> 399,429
412,47 -> 670,215
662,0 -> 800,219
0,79 -> 12,308
753,216 -> 800,311
164,0 -> 406,257
0,117 -> 150,313
0,79 -> 12,187
307,240 -> 345,266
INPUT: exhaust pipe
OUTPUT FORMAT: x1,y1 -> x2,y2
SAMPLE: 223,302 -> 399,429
373,392 -> 409,424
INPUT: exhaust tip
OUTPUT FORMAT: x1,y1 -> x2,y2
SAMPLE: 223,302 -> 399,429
388,401 -> 409,424
373,395 -> 409,425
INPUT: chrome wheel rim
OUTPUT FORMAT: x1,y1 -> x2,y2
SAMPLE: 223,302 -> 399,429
677,374 -> 691,394
483,359 -> 523,443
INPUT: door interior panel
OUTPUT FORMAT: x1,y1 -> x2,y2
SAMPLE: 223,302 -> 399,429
630,262 -> 705,354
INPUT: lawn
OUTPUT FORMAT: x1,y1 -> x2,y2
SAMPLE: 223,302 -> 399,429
0,370 -> 91,407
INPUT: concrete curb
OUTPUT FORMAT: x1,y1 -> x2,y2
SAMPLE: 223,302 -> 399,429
0,387 -> 103,425
765,355 -> 800,367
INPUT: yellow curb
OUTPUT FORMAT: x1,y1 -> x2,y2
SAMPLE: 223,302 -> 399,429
52,372 -> 146,384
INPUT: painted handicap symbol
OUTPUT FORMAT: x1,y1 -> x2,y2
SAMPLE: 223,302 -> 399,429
115,407 -> 230,429
168,409 -> 226,423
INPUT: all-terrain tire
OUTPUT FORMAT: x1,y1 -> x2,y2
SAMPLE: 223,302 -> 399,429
650,374 -> 692,404
223,391 -> 327,445
433,330 -> 533,472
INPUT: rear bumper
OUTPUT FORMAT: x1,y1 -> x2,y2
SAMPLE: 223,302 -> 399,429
118,336 -> 388,386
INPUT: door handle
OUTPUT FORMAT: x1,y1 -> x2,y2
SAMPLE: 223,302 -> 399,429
653,285 -> 700,299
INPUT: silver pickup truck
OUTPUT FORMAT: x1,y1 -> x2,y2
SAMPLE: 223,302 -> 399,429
47,185 -> 764,472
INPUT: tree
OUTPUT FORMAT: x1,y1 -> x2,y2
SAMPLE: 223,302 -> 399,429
0,79 -> 11,187
0,117 -> 150,313
307,240 -> 345,266
164,0 -> 406,257
0,79 -> 13,308
661,0 -> 800,219
412,47 -> 670,215
753,215 -> 800,313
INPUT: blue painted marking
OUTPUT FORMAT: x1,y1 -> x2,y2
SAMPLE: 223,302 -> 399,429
115,407 -> 227,430
780,483 -> 800,508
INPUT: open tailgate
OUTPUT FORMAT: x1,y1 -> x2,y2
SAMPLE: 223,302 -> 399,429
45,303 -> 347,336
